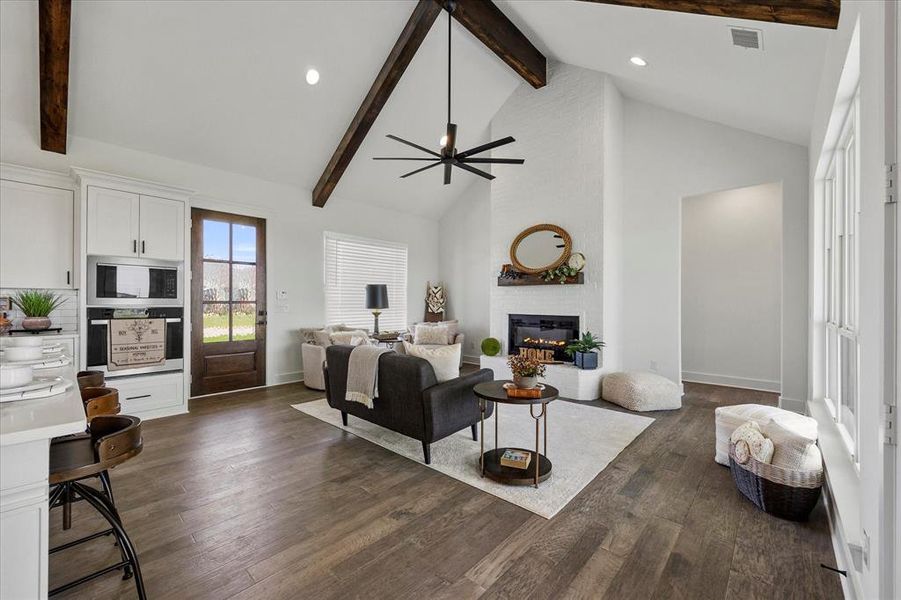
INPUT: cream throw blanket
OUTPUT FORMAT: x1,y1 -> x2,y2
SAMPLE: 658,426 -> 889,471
345,345 -> 389,408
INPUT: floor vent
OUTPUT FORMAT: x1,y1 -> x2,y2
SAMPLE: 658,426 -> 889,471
731,27 -> 763,50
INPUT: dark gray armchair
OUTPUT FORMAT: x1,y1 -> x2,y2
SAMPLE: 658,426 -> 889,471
324,345 -> 494,464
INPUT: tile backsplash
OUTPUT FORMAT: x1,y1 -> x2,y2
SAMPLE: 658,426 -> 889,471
0,288 -> 79,332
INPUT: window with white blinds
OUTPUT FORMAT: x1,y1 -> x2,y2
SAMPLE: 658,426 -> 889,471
323,232 -> 408,332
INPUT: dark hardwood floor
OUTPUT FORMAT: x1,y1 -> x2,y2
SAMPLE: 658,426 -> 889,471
49,379 -> 842,599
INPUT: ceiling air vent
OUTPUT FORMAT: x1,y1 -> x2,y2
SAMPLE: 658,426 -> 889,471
730,27 -> 763,50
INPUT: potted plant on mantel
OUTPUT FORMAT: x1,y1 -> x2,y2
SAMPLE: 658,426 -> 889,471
507,354 -> 546,389
11,290 -> 65,331
565,331 -> 605,370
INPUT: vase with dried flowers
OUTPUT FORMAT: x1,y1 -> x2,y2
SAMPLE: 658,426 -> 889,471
507,354 -> 546,389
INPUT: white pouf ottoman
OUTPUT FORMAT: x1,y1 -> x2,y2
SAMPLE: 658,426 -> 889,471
714,404 -> 818,466
602,372 -> 681,412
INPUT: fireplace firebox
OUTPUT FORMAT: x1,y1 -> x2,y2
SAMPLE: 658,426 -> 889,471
508,314 -> 579,363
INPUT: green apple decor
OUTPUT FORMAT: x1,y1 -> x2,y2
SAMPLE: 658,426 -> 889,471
481,337 -> 501,356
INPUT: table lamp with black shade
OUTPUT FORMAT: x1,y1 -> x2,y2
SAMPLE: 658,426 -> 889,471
365,284 -> 389,334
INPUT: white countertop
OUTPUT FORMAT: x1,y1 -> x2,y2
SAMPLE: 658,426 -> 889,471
0,362 -> 86,447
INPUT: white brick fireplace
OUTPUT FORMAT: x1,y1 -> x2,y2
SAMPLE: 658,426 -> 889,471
480,62 -> 625,400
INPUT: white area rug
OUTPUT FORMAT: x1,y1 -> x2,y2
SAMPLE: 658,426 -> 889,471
292,399 -> 654,518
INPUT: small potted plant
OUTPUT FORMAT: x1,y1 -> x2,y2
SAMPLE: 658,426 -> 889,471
507,353 -> 546,389
11,290 -> 65,331
565,331 -> 605,370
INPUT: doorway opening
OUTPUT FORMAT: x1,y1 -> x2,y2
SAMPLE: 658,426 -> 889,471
191,208 -> 266,397
680,182 -> 783,393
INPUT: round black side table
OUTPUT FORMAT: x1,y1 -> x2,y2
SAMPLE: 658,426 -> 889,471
473,380 -> 558,488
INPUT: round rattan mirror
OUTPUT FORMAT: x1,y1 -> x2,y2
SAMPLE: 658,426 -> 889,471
509,224 -> 572,275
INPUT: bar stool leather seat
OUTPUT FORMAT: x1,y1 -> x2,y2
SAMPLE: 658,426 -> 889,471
47,415 -> 146,599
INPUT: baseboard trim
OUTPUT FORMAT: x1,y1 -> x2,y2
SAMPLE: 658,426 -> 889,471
272,370 -> 303,385
822,479 -> 863,600
778,396 -> 807,414
681,371 -> 781,393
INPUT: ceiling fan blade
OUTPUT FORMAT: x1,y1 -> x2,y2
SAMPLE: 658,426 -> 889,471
460,158 -> 524,164
444,161 -> 452,185
453,161 -> 495,181
444,123 -> 457,156
400,161 -> 443,179
373,157 -> 441,161
456,136 -> 515,160
386,134 -> 442,157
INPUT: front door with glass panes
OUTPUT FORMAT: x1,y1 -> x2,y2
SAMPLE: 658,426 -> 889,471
191,208 -> 266,397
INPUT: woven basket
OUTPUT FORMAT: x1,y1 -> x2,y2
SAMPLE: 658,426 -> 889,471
728,442 -> 823,521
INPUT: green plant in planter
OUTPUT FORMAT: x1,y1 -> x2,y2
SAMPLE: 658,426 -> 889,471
541,264 -> 579,284
11,290 -> 65,317
565,331 -> 605,369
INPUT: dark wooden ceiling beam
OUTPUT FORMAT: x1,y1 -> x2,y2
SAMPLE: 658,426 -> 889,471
39,0 -> 72,154
440,0 -> 547,89
312,0 -> 442,208
578,0 -> 840,29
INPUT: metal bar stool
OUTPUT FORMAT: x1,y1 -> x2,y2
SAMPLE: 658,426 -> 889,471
48,415 -> 146,599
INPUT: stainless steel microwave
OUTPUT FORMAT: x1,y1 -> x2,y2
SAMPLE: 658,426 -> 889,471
87,255 -> 183,307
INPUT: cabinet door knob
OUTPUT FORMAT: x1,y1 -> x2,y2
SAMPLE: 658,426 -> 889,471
142,240 -> 146,254
66,270 -> 70,285
133,240 -> 137,254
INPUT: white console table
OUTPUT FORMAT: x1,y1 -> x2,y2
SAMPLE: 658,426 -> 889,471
0,365 -> 86,600
479,355 -> 607,401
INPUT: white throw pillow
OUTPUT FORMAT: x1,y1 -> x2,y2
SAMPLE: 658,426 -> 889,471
763,419 -> 822,471
414,323 -> 451,345
404,341 -> 461,382
330,330 -> 370,346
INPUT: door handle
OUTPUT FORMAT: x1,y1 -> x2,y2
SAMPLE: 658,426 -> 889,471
133,240 -> 137,254
66,270 -> 70,285
142,240 -> 146,254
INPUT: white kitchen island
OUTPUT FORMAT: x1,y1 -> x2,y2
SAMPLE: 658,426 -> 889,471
0,365 -> 86,600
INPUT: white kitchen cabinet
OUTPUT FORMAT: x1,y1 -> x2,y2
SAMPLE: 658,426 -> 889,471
86,186 -> 140,257
86,187 -> 184,260
0,179 -> 74,289
138,195 -> 184,261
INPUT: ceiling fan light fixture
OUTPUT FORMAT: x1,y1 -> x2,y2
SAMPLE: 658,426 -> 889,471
373,2 -> 522,185
629,56 -> 648,67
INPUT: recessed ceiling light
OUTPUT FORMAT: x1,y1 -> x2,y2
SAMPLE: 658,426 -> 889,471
629,56 -> 648,67
305,68 -> 320,85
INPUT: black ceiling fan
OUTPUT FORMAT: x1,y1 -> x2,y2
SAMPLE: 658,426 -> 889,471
373,0 -> 524,185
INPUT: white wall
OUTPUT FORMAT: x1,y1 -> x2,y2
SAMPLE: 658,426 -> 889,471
0,118 -> 440,385
438,179 -> 491,363
602,79 -> 624,373
681,183 -> 782,392
806,3 -> 892,599
488,62 -> 613,366
622,100 -> 808,405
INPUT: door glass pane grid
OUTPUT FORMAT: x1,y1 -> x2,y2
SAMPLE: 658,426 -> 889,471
202,219 -> 258,343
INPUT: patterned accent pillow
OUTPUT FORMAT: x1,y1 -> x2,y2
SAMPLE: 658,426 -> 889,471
312,330 -> 332,347
414,323 -> 451,345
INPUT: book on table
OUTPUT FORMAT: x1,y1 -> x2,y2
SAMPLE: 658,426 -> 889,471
505,387 -> 542,399
500,449 -> 532,470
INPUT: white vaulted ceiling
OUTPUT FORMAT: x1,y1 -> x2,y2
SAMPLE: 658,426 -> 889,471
0,1 -> 830,218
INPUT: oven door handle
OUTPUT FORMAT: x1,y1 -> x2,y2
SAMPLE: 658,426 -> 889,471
165,318 -> 182,323
90,319 -> 110,326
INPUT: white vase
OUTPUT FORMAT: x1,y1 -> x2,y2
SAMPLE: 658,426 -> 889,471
513,374 -> 538,389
